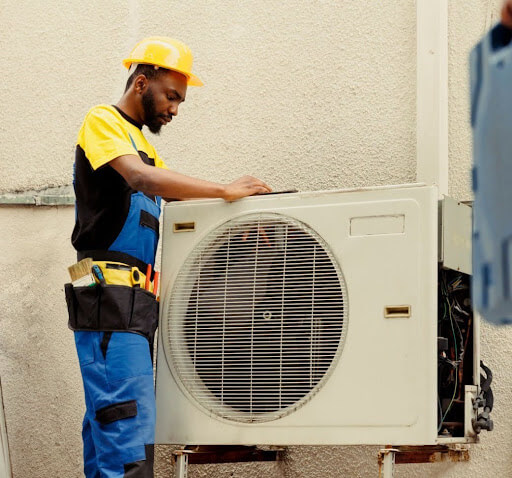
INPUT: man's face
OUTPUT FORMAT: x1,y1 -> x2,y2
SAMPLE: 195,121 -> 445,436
142,70 -> 188,134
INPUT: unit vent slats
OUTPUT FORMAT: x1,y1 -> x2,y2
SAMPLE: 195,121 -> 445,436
167,213 -> 348,423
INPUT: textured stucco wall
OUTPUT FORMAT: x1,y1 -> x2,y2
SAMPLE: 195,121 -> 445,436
0,0 -> 417,194
1,1 -> 511,477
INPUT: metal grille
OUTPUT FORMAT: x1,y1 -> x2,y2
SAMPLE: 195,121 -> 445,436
166,213 -> 348,423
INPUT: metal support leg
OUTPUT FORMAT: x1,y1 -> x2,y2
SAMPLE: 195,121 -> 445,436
378,448 -> 397,478
172,445 -> 283,476
382,450 -> 395,478
378,445 -> 471,476
175,452 -> 188,478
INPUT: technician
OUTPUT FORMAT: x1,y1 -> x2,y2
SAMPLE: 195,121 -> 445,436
69,37 -> 271,477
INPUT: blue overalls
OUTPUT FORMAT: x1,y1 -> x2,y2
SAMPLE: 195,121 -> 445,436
73,189 -> 161,477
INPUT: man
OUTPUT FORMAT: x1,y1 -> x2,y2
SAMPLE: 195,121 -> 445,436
70,37 -> 271,477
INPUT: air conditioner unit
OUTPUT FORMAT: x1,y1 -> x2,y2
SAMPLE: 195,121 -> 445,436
155,184 -> 479,446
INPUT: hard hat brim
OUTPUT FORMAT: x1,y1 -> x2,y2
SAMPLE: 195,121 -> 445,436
186,72 -> 204,87
123,59 -> 204,87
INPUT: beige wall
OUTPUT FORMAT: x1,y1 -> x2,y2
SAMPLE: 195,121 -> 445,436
1,1 -> 511,477
1,0 -> 418,194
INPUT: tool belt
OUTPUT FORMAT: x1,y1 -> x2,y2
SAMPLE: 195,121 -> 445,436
77,250 -> 156,282
64,282 -> 159,344
86,261 -> 149,289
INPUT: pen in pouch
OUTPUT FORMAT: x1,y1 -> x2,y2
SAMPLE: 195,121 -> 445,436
145,264 -> 152,291
153,271 -> 159,296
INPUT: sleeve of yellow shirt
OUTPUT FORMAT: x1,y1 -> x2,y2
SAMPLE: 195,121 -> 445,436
78,106 -> 137,170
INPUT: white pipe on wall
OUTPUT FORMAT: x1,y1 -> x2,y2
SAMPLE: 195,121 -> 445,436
416,0 -> 449,197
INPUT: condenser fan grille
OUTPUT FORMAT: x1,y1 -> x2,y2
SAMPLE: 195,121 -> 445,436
166,213 -> 347,423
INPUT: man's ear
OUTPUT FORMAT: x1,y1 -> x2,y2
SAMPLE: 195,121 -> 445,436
134,74 -> 148,95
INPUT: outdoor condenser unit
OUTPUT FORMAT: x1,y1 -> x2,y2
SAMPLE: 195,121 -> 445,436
155,184 -> 481,446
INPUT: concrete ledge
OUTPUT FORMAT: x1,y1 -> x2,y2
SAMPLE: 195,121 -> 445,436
0,186 -> 74,206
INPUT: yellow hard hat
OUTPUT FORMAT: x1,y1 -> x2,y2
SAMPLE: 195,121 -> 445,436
123,36 -> 203,87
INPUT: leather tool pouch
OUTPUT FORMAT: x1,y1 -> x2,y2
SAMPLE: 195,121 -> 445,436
64,283 -> 159,343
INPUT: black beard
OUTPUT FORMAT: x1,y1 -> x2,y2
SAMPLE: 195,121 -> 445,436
142,87 -> 163,135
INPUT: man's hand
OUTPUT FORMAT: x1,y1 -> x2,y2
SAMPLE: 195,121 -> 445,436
222,176 -> 272,201
502,0 -> 512,29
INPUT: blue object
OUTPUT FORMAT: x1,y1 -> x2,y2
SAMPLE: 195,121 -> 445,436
106,131 -> 162,267
108,191 -> 161,267
471,23 -> 512,325
74,331 -> 155,477
91,264 -> 106,286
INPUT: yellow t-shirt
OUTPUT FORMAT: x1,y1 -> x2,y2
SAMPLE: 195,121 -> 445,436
77,104 -> 168,170
72,104 -> 167,259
